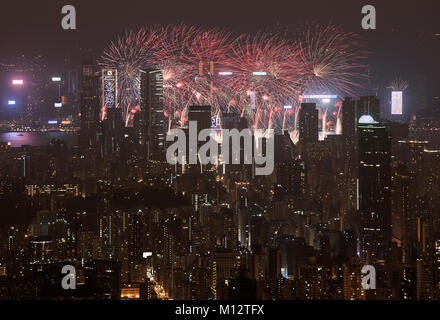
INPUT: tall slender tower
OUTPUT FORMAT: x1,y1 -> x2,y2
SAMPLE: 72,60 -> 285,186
79,58 -> 100,152
139,69 -> 166,161
342,97 -> 358,220
358,96 -> 380,122
358,114 -> 392,265
298,103 -> 318,142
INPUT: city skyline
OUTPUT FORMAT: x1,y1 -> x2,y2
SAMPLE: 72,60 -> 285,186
0,0 -> 439,306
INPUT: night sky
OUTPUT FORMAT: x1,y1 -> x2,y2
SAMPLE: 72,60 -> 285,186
1,0 -> 440,104
1,0 -> 438,54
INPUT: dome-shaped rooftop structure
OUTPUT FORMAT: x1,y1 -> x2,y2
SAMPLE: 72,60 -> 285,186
358,114 -> 377,124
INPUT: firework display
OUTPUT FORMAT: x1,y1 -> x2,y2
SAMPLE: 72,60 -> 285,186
390,77 -> 409,91
296,24 -> 369,97
99,23 -> 369,131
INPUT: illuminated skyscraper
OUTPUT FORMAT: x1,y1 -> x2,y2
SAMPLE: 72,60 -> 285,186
188,105 -> 212,132
100,107 -> 124,157
358,96 -> 380,122
343,257 -> 366,300
187,105 -> 212,167
393,139 -> 427,263
298,103 -> 318,142
358,114 -> 392,265
101,69 -> 118,111
342,97 -> 358,218
79,58 -> 100,151
139,69 -> 166,161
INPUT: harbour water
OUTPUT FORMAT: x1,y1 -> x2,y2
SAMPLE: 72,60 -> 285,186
0,132 -> 78,147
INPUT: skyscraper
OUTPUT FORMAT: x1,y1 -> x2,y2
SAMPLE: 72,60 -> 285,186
188,105 -> 212,133
342,97 -> 358,219
139,69 -> 166,161
358,96 -> 380,122
100,107 -> 124,157
358,114 -> 392,265
298,103 -> 318,142
79,58 -> 100,152
187,105 -> 212,165
101,69 -> 118,112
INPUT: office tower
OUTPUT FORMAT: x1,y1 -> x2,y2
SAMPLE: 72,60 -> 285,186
422,149 -> 440,233
126,211 -> 148,279
358,96 -> 380,122
221,112 -> 239,130
238,116 -> 249,131
393,139 -> 427,263
341,97 -> 358,217
101,107 -> 124,157
433,239 -> 440,299
81,260 -> 121,299
79,59 -> 100,151
210,249 -> 240,299
277,237 -> 315,279
393,165 -> 412,263
417,249 -> 435,299
187,105 -> 212,166
292,158 -> 306,212
267,248 -> 281,280
188,105 -> 212,132
342,97 -> 357,139
343,257 -> 365,300
298,103 -> 318,142
235,182 -> 249,247
298,265 -> 326,300
67,69 -> 78,96
28,236 -> 53,264
139,69 -> 166,161
274,133 -> 296,194
133,109 -> 144,150
358,114 -> 392,265
227,267 -> 257,299
64,68 -> 79,121
97,183 -> 115,260
400,267 -> 417,299
101,69 -> 118,111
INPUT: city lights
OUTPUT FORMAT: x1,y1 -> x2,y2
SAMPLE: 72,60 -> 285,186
253,71 -> 267,76
12,79 -> 24,85
391,91 -> 403,115
303,94 -> 338,99
0,3 -> 438,305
